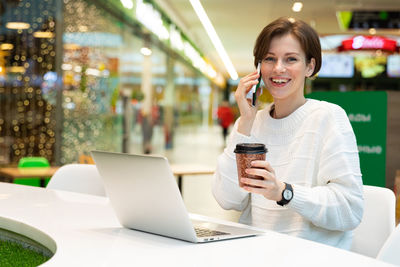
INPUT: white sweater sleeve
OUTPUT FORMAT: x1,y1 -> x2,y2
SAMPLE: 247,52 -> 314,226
288,107 -> 364,231
212,118 -> 257,211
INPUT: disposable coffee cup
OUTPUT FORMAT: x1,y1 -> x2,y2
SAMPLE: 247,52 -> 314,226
234,143 -> 268,188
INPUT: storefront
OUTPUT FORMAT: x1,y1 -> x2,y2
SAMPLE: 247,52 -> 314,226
0,0 -> 59,166
313,35 -> 400,91
0,0 -> 223,166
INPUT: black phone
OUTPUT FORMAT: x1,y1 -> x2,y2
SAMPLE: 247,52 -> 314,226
251,62 -> 262,106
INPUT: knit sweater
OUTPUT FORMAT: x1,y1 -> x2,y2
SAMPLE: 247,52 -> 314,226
212,99 -> 364,249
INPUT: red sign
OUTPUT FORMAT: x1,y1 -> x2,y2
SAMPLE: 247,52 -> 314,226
341,36 -> 397,51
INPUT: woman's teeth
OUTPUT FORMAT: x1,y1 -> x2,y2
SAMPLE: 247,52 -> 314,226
271,78 -> 289,84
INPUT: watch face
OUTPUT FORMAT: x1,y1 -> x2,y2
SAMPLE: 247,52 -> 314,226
283,189 -> 293,200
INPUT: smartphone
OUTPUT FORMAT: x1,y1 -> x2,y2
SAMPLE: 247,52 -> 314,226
246,61 -> 261,106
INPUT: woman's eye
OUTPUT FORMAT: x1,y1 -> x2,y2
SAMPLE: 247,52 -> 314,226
264,57 -> 275,62
287,57 -> 298,62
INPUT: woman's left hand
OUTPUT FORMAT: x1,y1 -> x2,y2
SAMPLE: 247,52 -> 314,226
241,160 -> 286,201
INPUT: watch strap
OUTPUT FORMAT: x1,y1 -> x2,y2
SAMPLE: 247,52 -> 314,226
277,182 -> 293,206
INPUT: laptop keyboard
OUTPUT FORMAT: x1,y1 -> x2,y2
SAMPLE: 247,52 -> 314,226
194,227 -> 229,237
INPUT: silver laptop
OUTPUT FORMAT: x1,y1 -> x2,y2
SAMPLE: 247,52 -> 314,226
91,150 -> 264,243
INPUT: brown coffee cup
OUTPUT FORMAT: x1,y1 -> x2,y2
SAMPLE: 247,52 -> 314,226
234,143 -> 267,188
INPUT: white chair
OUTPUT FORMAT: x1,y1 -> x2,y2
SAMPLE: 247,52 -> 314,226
351,185 -> 396,258
47,164 -> 106,196
377,224 -> 400,265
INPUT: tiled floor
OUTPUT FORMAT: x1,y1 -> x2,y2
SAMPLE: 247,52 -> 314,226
130,124 -> 240,222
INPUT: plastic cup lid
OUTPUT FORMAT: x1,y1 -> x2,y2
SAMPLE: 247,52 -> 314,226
234,143 -> 267,154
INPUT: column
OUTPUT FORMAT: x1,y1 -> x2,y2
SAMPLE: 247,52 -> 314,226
163,55 -> 175,149
140,42 -> 153,154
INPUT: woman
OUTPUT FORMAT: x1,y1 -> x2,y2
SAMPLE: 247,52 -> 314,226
212,17 -> 363,249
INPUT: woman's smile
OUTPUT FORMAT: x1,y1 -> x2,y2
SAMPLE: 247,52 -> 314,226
270,77 -> 291,87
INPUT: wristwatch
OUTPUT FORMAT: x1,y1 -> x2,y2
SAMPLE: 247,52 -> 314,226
277,182 -> 293,206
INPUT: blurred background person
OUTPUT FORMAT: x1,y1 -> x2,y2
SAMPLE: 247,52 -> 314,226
217,100 -> 235,143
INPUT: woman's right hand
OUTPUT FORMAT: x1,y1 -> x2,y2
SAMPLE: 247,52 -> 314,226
234,71 -> 260,136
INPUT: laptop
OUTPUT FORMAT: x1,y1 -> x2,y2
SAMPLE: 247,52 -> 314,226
91,150 -> 265,243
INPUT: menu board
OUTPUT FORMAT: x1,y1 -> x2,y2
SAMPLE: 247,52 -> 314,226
387,55 -> 400,77
318,54 -> 354,78
354,55 -> 386,78
337,11 -> 400,30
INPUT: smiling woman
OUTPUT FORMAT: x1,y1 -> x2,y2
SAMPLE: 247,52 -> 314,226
213,17 -> 363,250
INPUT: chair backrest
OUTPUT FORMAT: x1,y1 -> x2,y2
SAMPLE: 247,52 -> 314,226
78,154 -> 95,165
46,164 -> 106,197
351,185 -> 396,258
376,224 -> 400,265
18,157 -> 50,168
17,157 -> 51,187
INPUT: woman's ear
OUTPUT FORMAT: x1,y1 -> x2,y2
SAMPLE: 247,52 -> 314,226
306,58 -> 316,77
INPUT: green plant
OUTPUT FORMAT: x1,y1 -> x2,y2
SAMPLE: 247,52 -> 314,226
0,240 -> 50,267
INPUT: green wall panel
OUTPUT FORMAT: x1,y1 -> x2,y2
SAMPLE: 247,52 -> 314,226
307,91 -> 387,187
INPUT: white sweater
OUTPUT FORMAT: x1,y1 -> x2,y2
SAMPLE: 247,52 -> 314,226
212,99 -> 364,249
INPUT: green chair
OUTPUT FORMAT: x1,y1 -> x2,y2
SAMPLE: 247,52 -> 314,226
15,157 -> 50,187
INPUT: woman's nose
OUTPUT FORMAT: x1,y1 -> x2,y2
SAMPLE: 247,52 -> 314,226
273,59 -> 286,73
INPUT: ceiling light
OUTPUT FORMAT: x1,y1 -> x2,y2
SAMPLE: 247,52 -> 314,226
78,25 -> 88,32
0,43 -> 14,50
61,64 -> 73,71
140,47 -> 152,56
33,31 -> 55,38
189,0 -> 238,80
85,68 -> 101,76
6,22 -> 30,30
8,66 -> 25,73
292,2 -> 303,12
120,0 -> 134,9
74,66 -> 82,72
64,43 -> 81,50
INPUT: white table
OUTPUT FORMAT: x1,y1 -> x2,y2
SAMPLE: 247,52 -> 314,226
0,182 -> 394,267
170,163 -> 215,193
0,166 -> 60,187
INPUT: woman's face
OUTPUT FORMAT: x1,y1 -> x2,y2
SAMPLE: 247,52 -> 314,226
260,33 -> 315,102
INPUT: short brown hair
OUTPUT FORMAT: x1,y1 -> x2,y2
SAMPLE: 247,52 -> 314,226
253,17 -> 321,77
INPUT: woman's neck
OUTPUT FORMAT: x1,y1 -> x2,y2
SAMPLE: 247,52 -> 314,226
272,96 -> 306,119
